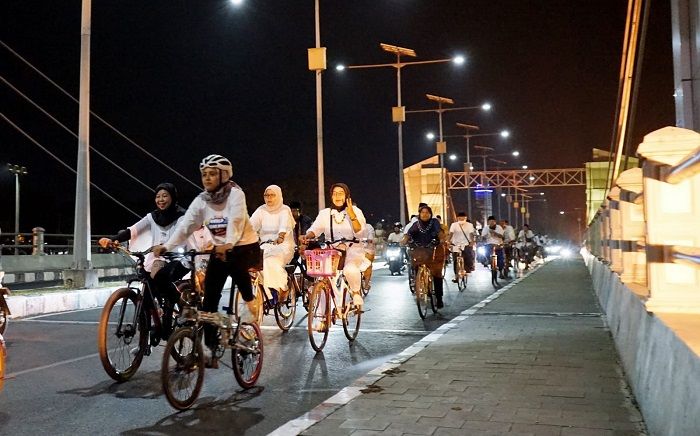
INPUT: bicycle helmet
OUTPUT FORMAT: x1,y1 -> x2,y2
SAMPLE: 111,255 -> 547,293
199,154 -> 233,179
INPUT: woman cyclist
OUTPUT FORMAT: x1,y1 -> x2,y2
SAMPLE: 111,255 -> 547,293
301,183 -> 367,309
98,182 -> 188,337
249,185 -> 295,307
153,154 -> 260,368
402,205 -> 447,308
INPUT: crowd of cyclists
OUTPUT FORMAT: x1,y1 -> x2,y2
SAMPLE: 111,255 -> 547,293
98,153 -> 549,370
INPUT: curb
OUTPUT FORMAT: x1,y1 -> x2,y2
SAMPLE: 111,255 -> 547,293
269,261 -> 548,436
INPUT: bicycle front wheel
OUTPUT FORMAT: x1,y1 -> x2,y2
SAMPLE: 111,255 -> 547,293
232,322 -> 264,389
274,283 -> 297,331
97,287 -> 148,382
415,267 -> 430,319
456,257 -> 468,291
341,287 -> 361,342
161,326 -> 204,410
307,281 -> 331,352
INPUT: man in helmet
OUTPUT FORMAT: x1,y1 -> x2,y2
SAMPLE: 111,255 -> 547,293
154,154 -> 260,368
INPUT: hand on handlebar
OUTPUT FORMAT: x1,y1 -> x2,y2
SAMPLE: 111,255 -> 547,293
98,238 -> 119,250
152,245 -> 166,257
214,243 -> 233,261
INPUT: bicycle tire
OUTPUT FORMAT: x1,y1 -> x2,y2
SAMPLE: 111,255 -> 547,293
274,283 -> 296,331
232,322 -> 264,389
161,326 -> 204,410
97,287 -> 148,382
427,274 -> 437,313
307,281 -> 331,352
0,304 -> 8,336
456,257 -> 467,291
341,287 -> 361,341
234,281 -> 264,325
415,266 -> 430,319
491,255 -> 499,287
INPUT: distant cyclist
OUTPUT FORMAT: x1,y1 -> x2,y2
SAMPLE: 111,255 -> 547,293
448,211 -> 475,281
481,215 -> 505,279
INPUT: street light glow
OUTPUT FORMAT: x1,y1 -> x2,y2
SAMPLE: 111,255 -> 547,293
449,154 -> 457,161
559,210 -> 565,215
426,132 -> 435,140
230,0 -> 243,6
512,151 -> 520,156
452,55 -> 465,65
501,193 -> 506,197
500,130 -> 510,138
540,192 -> 545,196
335,64 -> 346,71
481,103 -> 492,111
529,176 -> 535,181
522,165 -> 528,169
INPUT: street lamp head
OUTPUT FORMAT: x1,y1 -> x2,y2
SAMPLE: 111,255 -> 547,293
452,55 -> 465,65
511,151 -> 520,157
501,193 -> 506,197
481,103 -> 492,111
426,132 -> 435,140
500,130 -> 510,138
230,0 -> 244,6
522,165 -> 528,169
449,154 -> 457,161
335,64 -> 346,71
559,210 -> 565,215
540,192 -> 545,196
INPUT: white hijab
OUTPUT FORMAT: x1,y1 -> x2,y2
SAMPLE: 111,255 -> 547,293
256,185 -> 295,224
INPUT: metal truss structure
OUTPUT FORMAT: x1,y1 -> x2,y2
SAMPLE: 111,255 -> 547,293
448,168 -> 586,189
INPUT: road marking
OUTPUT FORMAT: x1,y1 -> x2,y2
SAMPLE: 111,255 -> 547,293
17,319 -> 102,325
21,306 -> 103,320
6,352 -> 100,379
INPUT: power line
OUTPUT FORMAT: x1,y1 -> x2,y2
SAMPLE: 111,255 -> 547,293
1,75 -> 155,194
1,113 -> 141,219
1,39 -> 200,191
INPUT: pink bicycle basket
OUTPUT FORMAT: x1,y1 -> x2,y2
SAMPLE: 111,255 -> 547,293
304,249 -> 341,277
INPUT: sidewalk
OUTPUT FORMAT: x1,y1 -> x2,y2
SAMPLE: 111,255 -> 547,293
282,258 -> 647,436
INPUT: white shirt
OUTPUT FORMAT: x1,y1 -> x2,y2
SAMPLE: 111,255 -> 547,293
128,214 -> 185,271
503,225 -> 516,243
403,217 -> 418,234
387,231 -> 403,243
518,229 -> 535,243
308,206 -> 366,244
250,206 -> 295,252
481,224 -> 505,245
448,220 -> 475,252
165,188 -> 258,250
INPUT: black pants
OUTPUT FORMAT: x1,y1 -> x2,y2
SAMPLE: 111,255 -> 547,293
151,260 -> 188,336
452,247 -> 475,275
202,243 -> 261,348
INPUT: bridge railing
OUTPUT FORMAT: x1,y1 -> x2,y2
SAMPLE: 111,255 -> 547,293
585,126 -> 700,313
0,230 -> 112,256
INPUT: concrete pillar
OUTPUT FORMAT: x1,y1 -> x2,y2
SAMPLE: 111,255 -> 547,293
607,188 -> 623,273
32,227 -> 45,256
637,126 -> 700,313
615,168 -> 647,287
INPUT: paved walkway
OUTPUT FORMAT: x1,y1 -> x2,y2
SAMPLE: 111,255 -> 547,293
291,258 -> 647,435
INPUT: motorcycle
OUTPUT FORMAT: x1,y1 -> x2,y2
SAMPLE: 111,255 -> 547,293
385,243 -> 404,275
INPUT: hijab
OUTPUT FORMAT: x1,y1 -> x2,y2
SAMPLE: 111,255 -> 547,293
150,183 -> 186,227
261,185 -> 283,213
418,205 -> 433,223
329,183 -> 351,212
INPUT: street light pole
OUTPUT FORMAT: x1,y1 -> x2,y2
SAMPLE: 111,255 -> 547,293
314,0 -> 325,211
337,45 -> 464,224
8,164 -> 27,255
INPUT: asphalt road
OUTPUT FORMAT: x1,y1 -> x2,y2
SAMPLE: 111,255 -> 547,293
0,262 -> 509,435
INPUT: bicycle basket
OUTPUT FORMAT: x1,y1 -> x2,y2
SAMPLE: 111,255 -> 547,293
304,249 -> 341,277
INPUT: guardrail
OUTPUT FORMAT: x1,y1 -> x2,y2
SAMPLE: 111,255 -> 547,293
0,231 -> 111,255
584,126 -> 700,314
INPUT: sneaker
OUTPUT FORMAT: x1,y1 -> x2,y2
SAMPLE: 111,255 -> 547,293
202,346 -> 219,369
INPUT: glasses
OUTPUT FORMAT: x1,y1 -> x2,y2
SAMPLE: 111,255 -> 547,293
263,194 -> 276,198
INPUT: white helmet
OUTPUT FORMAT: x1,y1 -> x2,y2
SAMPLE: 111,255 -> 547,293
199,154 -> 233,179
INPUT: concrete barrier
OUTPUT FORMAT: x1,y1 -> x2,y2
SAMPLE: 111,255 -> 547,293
1,254 -> 134,285
583,250 -> 700,436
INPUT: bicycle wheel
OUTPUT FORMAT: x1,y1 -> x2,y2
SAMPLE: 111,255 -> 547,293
0,303 -> 8,335
456,257 -> 468,291
274,283 -> 296,331
161,326 -> 205,410
360,274 -> 371,297
491,256 -> 499,287
415,267 -> 430,319
234,281 -> 264,325
341,287 -> 361,342
307,281 -> 331,352
427,274 -> 437,314
97,287 -> 148,382
232,322 -> 264,389
408,266 -> 416,294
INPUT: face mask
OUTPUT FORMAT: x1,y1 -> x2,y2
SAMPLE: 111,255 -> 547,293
489,225 -> 496,230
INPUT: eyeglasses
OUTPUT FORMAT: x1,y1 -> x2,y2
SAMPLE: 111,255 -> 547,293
263,194 -> 276,198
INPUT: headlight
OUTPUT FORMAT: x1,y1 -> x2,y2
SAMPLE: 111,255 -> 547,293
477,246 -> 486,256
561,248 -> 572,258
386,248 -> 400,257
546,245 -> 561,254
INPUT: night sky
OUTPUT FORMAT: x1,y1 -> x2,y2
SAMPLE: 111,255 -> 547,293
1,1 -> 675,240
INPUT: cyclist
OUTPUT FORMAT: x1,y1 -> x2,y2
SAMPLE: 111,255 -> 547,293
517,223 -> 536,268
98,182 -> 188,338
500,219 -> 516,277
153,154 -> 260,369
361,220 -> 376,290
301,183 -> 367,309
481,215 -> 506,279
402,205 -> 447,308
250,185 -> 295,307
448,211 -> 475,282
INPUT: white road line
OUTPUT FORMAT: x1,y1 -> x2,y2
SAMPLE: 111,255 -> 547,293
6,352 -> 100,379
22,306 -> 104,320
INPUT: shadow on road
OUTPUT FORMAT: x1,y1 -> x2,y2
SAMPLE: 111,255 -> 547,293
58,370 -> 164,399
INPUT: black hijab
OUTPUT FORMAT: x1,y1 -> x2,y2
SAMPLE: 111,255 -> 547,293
150,182 -> 186,227
329,183 -> 351,212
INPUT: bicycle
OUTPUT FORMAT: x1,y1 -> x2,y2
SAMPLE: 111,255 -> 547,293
97,243 -> 188,382
232,240 -> 296,331
408,243 -> 440,319
304,238 -> 363,352
161,250 -> 264,410
286,248 -> 312,312
487,243 -> 504,287
450,244 -> 469,292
